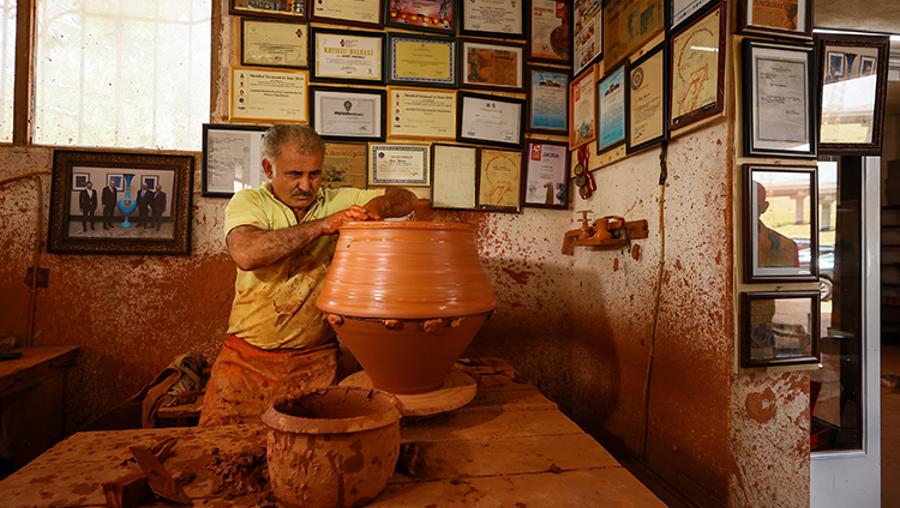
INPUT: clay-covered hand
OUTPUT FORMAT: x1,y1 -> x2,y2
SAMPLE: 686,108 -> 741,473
410,199 -> 433,221
321,206 -> 374,234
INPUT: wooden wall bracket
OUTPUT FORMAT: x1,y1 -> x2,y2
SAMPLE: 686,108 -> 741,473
561,211 -> 649,255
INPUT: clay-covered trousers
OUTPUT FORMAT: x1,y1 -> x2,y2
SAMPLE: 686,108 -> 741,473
199,335 -> 339,426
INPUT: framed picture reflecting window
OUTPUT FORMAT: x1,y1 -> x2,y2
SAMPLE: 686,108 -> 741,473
740,291 -> 820,368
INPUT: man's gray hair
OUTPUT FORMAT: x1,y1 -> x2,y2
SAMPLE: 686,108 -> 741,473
261,125 -> 324,161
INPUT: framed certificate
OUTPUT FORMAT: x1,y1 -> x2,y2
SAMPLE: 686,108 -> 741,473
604,0 -> 665,69
738,0 -> 813,39
477,148 -> 522,213
597,65 -> 626,154
387,34 -> 457,88
569,65 -> 596,149
458,92 -> 525,148
384,0 -> 457,34
230,67 -> 309,124
202,124 -> 268,198
241,19 -> 308,69
311,87 -> 386,141
522,141 -> 569,209
573,0 -> 602,75
742,39 -> 816,158
431,144 -> 477,210
460,40 -> 524,92
669,2 -> 725,132
527,66 -> 569,135
311,0 -> 384,28
461,0 -> 525,39
231,0 -> 308,21
310,29 -> 385,84
368,143 -> 431,186
322,142 -> 368,188
669,0 -> 718,31
387,87 -> 457,141
626,44 -> 667,153
529,0 -> 571,64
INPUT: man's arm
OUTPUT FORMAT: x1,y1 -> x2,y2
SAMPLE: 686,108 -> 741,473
363,188 -> 431,220
226,206 -> 372,271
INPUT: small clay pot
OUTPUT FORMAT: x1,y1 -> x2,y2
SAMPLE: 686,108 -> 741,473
262,386 -> 401,508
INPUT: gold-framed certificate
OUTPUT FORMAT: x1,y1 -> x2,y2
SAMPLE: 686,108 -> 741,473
477,148 -> 522,212
368,143 -> 431,187
311,29 -> 385,83
311,0 -> 383,27
230,67 -> 309,124
431,144 -> 477,210
461,0 -> 525,38
322,142 -> 368,188
241,19 -> 308,69
387,34 -> 457,87
387,87 -> 457,140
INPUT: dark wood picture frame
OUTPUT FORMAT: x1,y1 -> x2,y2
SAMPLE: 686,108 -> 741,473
48,150 -> 194,255
384,0 -> 458,35
741,39 -> 817,159
309,86 -> 387,142
742,164 -> 819,283
596,63 -> 627,155
521,140 -> 570,210
527,0 -> 572,65
626,43 -> 669,154
460,0 -> 527,40
230,0 -> 308,21
430,143 -> 479,211
815,34 -> 890,156
740,291 -> 821,368
457,91 -> 526,149
459,39 -> 526,92
526,65 -> 569,135
668,1 -> 726,132
309,28 -> 386,84
309,0 -> 384,28
240,18 -> 309,70
386,33 -> 458,88
572,0 -> 603,75
737,0 -> 813,39
202,123 -> 269,198
667,0 -> 719,32
475,147 -> 523,213
603,0 -> 666,70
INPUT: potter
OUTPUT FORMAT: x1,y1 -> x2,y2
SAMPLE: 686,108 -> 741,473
200,124 -> 429,426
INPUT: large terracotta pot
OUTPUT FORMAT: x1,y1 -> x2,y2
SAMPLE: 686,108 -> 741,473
262,386 -> 401,508
317,221 -> 495,394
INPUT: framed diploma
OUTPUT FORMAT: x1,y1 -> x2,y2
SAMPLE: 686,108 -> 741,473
604,0 -> 664,69
387,34 -> 457,88
431,144 -> 477,210
742,39 -> 816,158
461,0 -> 525,39
202,124 -> 268,197
476,148 -> 522,213
529,0 -> 571,64
738,0 -> 813,39
368,143 -> 431,186
669,0 -> 718,31
669,2 -> 725,132
310,29 -> 385,84
460,40 -> 525,92
311,0 -> 384,28
527,66 -> 569,135
626,44 -> 667,153
597,65 -> 626,154
231,0 -> 308,21
230,67 -> 309,124
310,87 -> 386,141
523,141 -> 569,209
457,92 -> 525,148
387,87 -> 457,141
323,142 -> 368,188
573,0 -> 602,75
384,0 -> 457,34
241,19 -> 308,69
568,65 -> 596,149
816,34 -> 889,155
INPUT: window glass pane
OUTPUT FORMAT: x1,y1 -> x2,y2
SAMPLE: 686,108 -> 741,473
0,0 -> 15,142
33,0 -> 211,150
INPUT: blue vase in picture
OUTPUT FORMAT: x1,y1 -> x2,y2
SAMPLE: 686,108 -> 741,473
117,173 -> 138,228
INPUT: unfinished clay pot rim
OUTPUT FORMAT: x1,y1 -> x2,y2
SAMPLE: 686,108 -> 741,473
330,311 -> 493,322
341,221 -> 474,232
261,386 -> 401,435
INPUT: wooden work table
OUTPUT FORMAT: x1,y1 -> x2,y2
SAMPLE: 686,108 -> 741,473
0,357 -> 663,507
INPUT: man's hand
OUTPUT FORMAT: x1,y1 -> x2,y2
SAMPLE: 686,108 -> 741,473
321,205 -> 375,235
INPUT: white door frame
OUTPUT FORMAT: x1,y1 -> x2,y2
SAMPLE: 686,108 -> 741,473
810,156 -> 882,507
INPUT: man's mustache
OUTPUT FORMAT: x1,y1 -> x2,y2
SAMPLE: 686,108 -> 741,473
292,190 -> 314,199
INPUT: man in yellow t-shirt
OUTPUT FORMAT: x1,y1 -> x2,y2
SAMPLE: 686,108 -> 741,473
200,125 -> 425,426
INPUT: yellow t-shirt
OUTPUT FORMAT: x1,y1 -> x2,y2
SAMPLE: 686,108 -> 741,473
224,184 -> 385,349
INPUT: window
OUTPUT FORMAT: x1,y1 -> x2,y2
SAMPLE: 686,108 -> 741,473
0,0 -> 15,142
33,0 -> 211,150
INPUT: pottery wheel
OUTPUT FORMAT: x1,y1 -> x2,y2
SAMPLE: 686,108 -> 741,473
339,368 -> 477,417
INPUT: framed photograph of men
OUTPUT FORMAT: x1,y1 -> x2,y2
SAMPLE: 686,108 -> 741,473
48,150 -> 194,255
